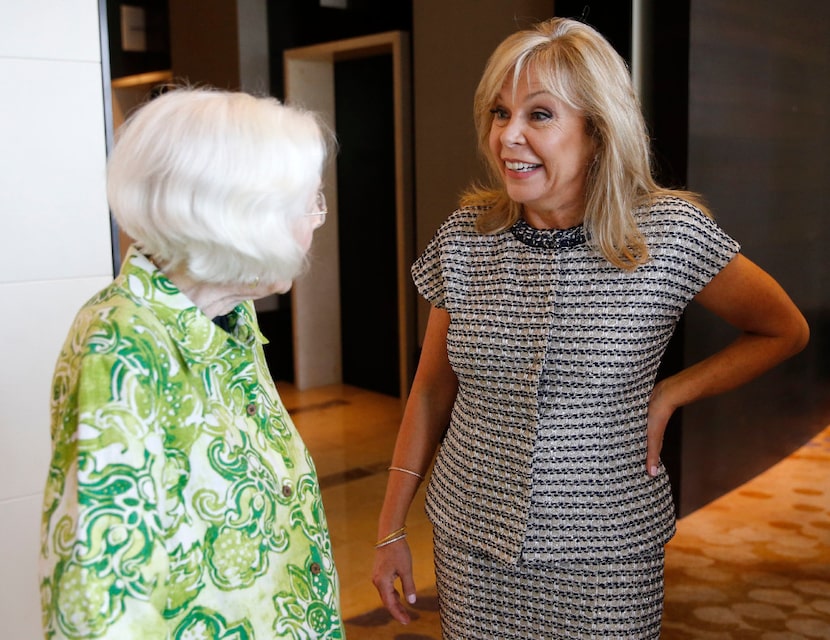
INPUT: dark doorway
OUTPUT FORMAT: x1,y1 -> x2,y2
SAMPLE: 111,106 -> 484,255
334,55 -> 400,396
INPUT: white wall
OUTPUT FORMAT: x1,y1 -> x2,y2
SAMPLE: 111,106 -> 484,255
0,1 -> 112,636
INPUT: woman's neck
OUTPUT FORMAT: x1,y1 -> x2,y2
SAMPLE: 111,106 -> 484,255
522,199 -> 586,230
151,260 -> 244,318
172,275 -> 245,318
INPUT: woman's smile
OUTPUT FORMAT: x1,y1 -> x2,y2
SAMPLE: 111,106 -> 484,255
489,70 -> 595,228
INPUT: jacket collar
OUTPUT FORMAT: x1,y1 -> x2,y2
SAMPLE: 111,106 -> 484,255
116,246 -> 267,362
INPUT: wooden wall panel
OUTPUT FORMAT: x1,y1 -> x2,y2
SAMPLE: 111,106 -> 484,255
681,0 -> 830,514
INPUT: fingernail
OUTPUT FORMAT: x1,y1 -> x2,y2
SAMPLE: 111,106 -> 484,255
407,593 -> 417,604
649,465 -> 658,476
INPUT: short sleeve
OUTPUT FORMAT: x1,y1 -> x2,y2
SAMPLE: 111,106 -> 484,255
644,198 -> 741,300
411,221 -> 449,309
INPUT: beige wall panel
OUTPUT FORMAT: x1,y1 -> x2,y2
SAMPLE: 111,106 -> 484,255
412,0 -> 554,337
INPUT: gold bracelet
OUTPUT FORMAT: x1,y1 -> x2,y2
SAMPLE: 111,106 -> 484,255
388,466 -> 425,481
375,532 -> 408,549
374,526 -> 407,547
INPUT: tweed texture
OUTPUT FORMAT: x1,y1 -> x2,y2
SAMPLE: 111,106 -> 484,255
413,197 -> 740,565
434,534 -> 665,639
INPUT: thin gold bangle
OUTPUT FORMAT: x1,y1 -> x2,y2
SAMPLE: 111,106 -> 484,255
375,532 -> 408,549
375,526 -> 407,546
388,466 -> 425,481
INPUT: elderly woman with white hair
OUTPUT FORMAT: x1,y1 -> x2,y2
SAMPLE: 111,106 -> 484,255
39,87 -> 342,639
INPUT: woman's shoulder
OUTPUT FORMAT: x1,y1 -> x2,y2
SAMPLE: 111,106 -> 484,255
444,205 -> 484,229
425,206 -> 485,247
637,193 -> 739,259
636,193 -> 720,234
639,194 -> 707,219
69,282 -> 168,348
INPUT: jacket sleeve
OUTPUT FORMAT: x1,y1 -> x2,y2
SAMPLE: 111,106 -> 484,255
41,322 -> 172,639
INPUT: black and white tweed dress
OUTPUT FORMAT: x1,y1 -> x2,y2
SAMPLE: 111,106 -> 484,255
412,197 -> 739,639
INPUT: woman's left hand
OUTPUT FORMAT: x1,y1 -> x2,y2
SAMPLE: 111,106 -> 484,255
645,380 -> 677,477
644,253 -> 809,478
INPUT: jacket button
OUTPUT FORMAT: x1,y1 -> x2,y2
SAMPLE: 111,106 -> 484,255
246,403 -> 256,416
310,562 -> 321,575
282,485 -> 293,498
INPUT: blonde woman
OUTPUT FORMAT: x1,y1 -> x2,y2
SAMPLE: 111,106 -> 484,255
372,17 -> 808,639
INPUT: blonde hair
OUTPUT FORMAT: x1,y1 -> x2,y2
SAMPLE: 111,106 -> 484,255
107,86 -> 334,285
464,17 -> 706,269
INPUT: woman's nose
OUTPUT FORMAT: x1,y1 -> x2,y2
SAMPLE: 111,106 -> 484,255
500,118 -> 526,146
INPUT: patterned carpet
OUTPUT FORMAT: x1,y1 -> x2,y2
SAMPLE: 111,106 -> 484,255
662,425 -> 830,639
343,426 -> 830,639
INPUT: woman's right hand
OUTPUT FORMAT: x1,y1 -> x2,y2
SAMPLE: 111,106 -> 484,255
371,539 -> 417,624
371,307 -> 456,625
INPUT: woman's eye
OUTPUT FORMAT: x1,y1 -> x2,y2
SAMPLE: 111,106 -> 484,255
531,110 -> 553,122
489,107 -> 509,120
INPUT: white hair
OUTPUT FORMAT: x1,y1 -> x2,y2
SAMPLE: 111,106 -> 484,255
107,86 -> 333,285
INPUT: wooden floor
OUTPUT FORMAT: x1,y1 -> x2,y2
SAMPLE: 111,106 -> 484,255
278,383 -> 830,639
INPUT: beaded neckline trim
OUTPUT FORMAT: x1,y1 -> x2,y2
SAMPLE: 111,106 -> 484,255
510,217 -> 587,249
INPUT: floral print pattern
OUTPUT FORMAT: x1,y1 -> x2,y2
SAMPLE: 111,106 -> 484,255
40,248 -> 343,639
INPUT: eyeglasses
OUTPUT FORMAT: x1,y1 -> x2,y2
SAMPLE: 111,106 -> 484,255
306,191 -> 327,229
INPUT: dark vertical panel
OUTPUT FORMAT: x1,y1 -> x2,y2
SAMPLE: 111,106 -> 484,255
648,1 -> 690,190
335,55 -> 400,397
106,0 -> 170,79
554,1 -> 632,60
683,0 -> 830,514
260,300 -> 294,382
642,2 -> 692,517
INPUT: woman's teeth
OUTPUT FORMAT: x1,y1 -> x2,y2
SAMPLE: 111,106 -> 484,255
505,161 -> 539,172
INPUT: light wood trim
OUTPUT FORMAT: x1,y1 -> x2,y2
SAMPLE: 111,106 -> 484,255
111,70 -> 173,89
284,31 -> 415,399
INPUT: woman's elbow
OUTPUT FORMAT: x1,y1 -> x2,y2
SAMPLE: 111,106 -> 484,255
792,314 -> 810,355
782,310 -> 810,357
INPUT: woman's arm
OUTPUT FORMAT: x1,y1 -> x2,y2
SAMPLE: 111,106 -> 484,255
372,306 -> 458,624
646,253 -> 809,476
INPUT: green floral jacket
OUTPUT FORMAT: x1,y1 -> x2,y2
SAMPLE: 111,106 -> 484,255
40,248 -> 343,639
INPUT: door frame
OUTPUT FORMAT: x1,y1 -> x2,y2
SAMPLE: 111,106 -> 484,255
284,31 -> 414,399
